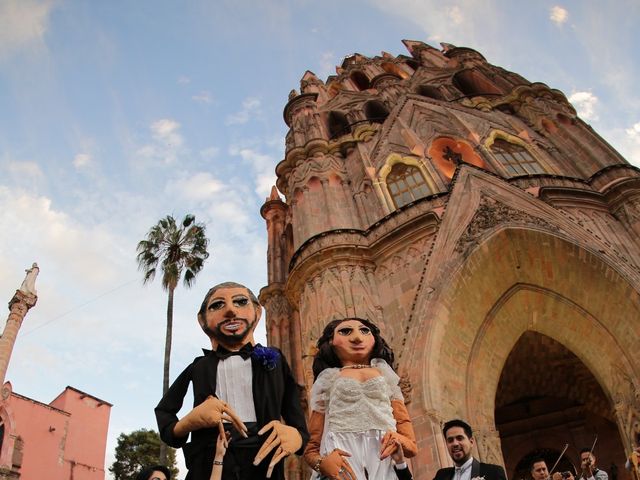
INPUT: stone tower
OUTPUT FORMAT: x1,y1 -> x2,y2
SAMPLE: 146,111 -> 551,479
260,40 -> 640,480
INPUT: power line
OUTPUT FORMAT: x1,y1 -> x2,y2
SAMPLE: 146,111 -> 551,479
21,279 -> 139,337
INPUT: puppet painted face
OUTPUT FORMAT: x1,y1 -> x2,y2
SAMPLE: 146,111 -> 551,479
200,286 -> 261,348
330,318 -> 375,366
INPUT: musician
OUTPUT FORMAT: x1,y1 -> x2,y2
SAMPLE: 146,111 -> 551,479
530,458 -> 574,480
577,449 -> 607,480
530,459 -> 551,480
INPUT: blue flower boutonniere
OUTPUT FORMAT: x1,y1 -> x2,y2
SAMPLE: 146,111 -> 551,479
252,344 -> 280,371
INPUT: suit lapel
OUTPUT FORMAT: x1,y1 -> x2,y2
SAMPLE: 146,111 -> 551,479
471,458 -> 481,479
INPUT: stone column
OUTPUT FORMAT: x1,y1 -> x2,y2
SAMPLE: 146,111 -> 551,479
0,291 -> 37,386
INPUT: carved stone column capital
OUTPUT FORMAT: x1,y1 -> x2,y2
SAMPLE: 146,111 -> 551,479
8,290 -> 37,314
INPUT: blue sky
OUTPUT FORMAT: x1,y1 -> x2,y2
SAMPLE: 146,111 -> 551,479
1,0 -> 639,477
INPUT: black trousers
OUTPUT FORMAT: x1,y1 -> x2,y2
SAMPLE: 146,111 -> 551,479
183,422 -> 285,480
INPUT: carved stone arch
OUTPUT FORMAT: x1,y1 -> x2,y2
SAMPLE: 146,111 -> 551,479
405,225 -> 640,476
416,84 -> 444,100
327,111 -> 350,138
453,69 -> 503,96
377,153 -> 436,211
350,70 -> 371,91
364,100 -> 390,124
483,129 -> 556,176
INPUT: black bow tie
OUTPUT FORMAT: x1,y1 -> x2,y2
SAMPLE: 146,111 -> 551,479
211,343 -> 254,361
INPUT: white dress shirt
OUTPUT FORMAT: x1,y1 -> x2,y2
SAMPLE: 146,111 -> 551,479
215,355 -> 257,422
454,457 -> 474,480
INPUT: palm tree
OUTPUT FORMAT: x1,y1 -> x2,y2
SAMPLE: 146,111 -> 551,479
136,214 -> 209,461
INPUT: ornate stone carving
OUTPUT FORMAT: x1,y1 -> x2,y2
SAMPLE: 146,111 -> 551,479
611,364 -> 640,448
298,263 -> 382,345
474,427 -> 505,466
455,195 -> 561,255
398,371 -> 413,404
288,153 -> 347,192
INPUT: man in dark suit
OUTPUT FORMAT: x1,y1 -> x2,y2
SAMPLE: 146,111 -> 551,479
433,419 -> 507,480
155,281 -> 309,480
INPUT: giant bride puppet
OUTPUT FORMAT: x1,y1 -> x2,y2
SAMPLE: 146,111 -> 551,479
303,317 -> 417,480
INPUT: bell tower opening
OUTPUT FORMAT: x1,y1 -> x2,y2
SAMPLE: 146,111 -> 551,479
496,331 -> 625,480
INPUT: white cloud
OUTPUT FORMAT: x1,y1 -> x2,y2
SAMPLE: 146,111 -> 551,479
447,6 -> 464,25
0,187 -> 126,295
626,122 -> 640,139
228,145 -> 277,197
6,160 -> 43,178
624,122 -> 640,165
0,0 -> 55,60
165,172 -> 224,202
177,75 -> 191,85
73,153 -> 92,169
568,91 -> 599,121
254,172 -> 278,199
192,90 -> 213,104
367,0 -> 501,56
207,199 -> 251,231
225,97 -> 261,125
150,118 -> 183,146
318,51 -> 336,79
136,118 -> 185,164
550,6 -> 569,26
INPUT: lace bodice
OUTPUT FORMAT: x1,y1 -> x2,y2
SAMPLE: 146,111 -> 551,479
310,358 -> 403,433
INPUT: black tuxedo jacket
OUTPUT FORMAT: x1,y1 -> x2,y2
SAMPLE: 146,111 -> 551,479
434,459 -> 507,480
155,347 -> 309,480
395,465 -> 414,480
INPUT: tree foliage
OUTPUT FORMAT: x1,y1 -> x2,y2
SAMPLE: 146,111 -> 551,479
109,428 -> 179,480
136,214 -> 209,462
136,214 -> 210,293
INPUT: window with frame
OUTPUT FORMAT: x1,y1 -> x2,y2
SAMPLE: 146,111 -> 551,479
490,139 -> 545,175
386,163 -> 432,208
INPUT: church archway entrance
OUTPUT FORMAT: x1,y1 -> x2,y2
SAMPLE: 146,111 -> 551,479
496,331 -> 625,480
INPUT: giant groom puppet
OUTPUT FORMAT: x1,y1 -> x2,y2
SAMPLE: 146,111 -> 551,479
156,281 -> 309,480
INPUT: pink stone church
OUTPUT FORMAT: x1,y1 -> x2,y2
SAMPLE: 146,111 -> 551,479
0,383 -> 111,479
0,281 -> 111,479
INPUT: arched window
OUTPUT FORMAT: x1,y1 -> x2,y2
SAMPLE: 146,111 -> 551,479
364,100 -> 389,123
328,111 -> 350,138
386,163 -> 431,208
350,71 -> 370,91
490,139 -> 545,175
453,70 -> 502,96
416,85 -> 444,100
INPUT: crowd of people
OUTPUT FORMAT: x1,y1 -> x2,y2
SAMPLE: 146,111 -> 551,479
132,280 -> 636,480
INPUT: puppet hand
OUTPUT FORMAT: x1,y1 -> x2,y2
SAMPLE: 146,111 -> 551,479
320,449 -> 356,480
176,395 -> 247,437
253,420 -> 303,477
380,431 -> 402,459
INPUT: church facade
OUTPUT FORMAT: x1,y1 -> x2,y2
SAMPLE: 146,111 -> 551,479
259,40 -> 640,480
